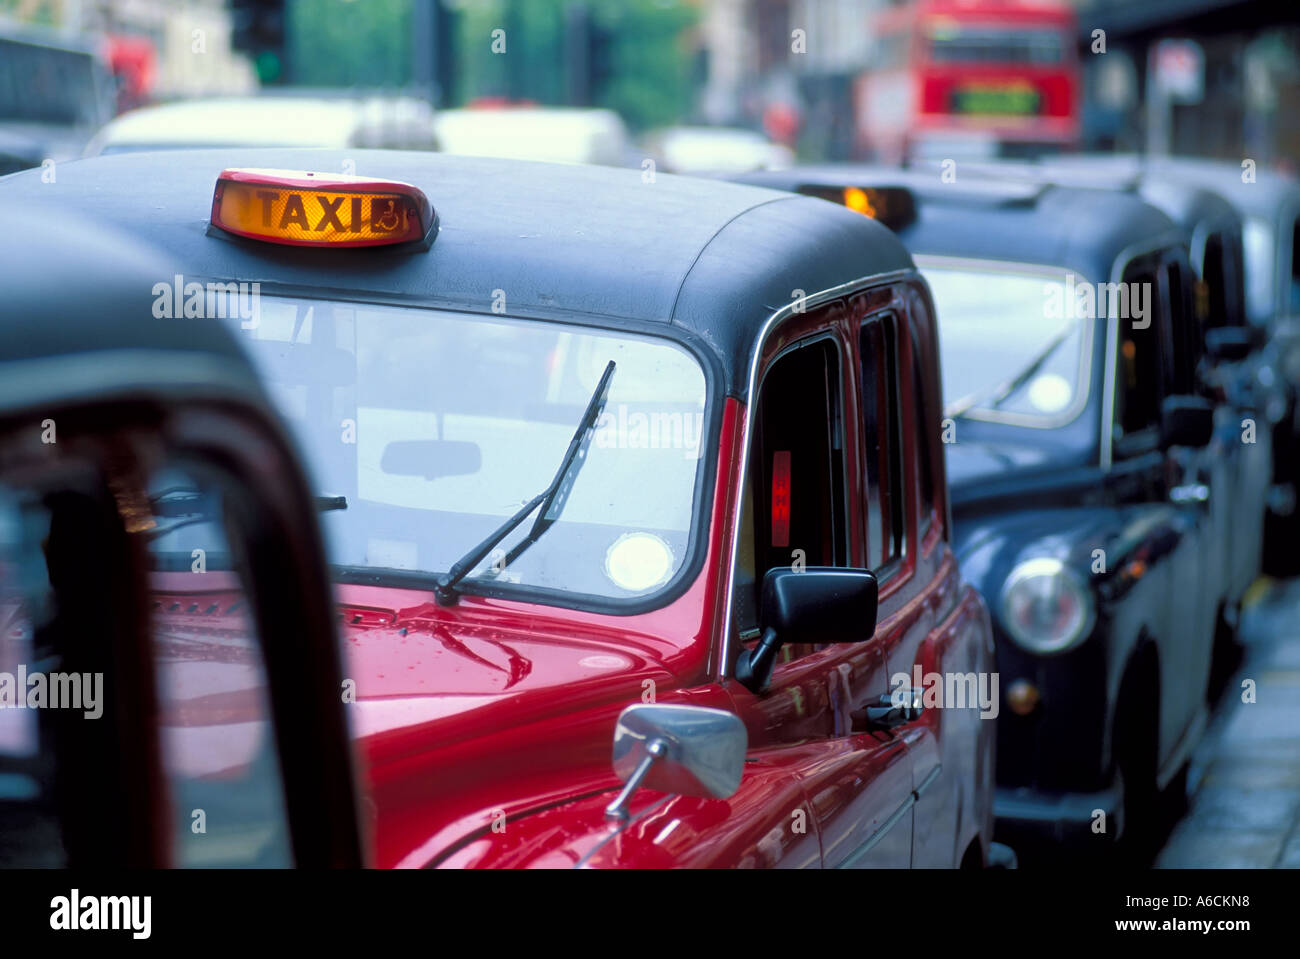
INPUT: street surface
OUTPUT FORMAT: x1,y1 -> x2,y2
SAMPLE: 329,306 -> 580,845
1157,577 -> 1300,867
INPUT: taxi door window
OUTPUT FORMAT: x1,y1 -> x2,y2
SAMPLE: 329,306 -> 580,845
1201,234 -> 1229,329
1290,217 -> 1300,314
860,315 -> 905,570
1162,258 -> 1198,394
911,328 -> 936,540
145,465 -> 293,867
734,337 -> 847,635
0,475 -> 142,866
1114,262 -> 1163,453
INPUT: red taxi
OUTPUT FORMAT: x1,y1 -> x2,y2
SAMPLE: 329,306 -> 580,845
0,151 -> 1000,868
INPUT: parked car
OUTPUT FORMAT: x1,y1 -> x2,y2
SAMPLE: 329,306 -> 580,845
903,155 -> 1274,642
0,149 -> 1002,867
432,106 -> 632,166
0,25 -> 115,174
0,205 -> 362,867
731,165 -> 1225,858
642,126 -> 795,175
82,94 -> 441,156
951,154 -> 1284,592
1133,158 -> 1300,576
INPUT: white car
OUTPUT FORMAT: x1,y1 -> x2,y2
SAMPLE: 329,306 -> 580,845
432,107 -> 632,166
644,126 -> 794,175
84,95 -> 440,156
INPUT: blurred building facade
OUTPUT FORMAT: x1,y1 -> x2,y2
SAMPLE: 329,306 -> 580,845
1076,0 -> 1300,168
4,0 -> 257,104
701,0 -> 1300,165
700,0 -> 886,158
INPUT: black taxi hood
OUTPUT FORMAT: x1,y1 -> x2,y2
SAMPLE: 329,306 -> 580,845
0,148 -> 916,401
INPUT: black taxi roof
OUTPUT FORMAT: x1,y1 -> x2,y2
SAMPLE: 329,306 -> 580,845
731,164 -> 1183,282
913,155 -> 1244,239
1,201 -> 265,414
0,148 -> 917,399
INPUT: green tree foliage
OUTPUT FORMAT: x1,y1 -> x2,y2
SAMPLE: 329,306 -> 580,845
454,0 -> 698,130
289,0 -> 413,88
283,0 -> 697,129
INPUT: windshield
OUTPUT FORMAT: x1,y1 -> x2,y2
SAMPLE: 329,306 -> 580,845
922,264 -> 1091,426
227,297 -> 710,603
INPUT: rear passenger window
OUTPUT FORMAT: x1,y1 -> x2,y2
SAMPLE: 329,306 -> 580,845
1201,234 -> 1227,328
912,331 -> 936,539
1291,218 -> 1300,314
734,337 -> 847,634
860,315 -> 905,569
1163,259 -> 1198,393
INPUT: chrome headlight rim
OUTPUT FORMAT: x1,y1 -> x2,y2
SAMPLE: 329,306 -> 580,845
999,556 -> 1095,655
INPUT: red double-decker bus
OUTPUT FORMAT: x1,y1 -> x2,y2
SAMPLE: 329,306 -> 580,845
855,0 -> 1080,163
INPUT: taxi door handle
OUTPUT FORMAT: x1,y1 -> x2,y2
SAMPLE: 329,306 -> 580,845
1170,483 -> 1210,506
861,691 -> 922,730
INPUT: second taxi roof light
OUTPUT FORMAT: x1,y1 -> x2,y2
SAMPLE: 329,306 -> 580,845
210,168 -> 438,249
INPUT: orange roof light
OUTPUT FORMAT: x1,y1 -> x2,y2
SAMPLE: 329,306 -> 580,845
843,186 -> 877,218
210,168 -> 436,248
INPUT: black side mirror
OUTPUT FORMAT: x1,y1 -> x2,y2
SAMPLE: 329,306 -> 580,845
1204,327 -> 1255,363
1160,395 -> 1215,449
734,567 -> 878,693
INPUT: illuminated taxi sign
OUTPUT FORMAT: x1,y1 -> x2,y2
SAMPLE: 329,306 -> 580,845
210,168 -> 435,248
797,184 -> 916,232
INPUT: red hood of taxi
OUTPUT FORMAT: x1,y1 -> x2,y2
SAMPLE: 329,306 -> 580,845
334,582 -> 722,868
335,584 -> 687,746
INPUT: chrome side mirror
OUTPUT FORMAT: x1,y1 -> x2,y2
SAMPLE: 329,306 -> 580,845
605,704 -> 747,821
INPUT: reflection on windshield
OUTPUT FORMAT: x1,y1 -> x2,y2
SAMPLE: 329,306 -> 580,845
923,265 -> 1089,424
229,298 -> 709,602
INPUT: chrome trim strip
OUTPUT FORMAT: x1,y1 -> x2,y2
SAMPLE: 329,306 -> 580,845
913,254 -> 1096,431
914,762 -> 943,798
836,793 -> 916,868
714,268 -> 917,681
834,763 -> 942,868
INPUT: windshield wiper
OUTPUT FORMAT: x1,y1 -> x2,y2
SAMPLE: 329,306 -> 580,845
943,323 -> 1077,420
433,359 -> 616,606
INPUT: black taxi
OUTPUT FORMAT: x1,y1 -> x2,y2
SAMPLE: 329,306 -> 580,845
733,164 -> 1226,859
0,150 -> 1002,868
0,204 -> 362,867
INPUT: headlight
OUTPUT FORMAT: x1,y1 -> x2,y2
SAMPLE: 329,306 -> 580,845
1000,557 -> 1094,654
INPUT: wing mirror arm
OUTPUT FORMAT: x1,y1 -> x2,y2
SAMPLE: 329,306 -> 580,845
604,738 -> 669,822
733,627 -> 782,694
